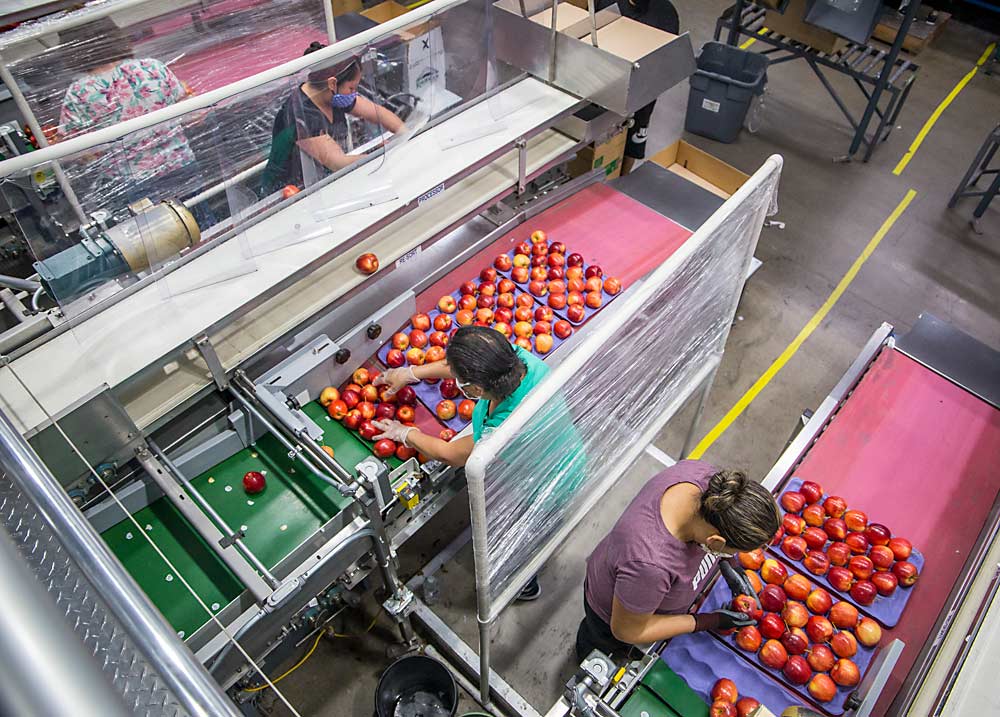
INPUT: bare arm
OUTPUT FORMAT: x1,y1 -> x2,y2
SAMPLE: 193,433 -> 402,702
609,597 -> 696,644
412,360 -> 454,381
350,95 -> 404,134
406,432 -> 474,467
296,134 -> 361,172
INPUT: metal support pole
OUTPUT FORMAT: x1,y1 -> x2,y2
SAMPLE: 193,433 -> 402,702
847,0 -> 921,160
727,0 -> 746,46
322,0 -> 338,44
517,139 -> 527,195
680,369 -> 717,459
0,408 -> 240,717
548,0 -> 559,82
479,618 -> 492,705
587,0 -> 599,48
0,57 -> 88,225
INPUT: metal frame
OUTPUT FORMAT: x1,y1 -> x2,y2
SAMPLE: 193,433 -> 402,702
948,122 -> 1000,235
718,1 -> 921,162
461,154 -> 782,707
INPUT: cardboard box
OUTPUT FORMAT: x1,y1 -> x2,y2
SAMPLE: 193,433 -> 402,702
361,0 -> 434,39
569,128 -> 627,180
649,140 -> 749,199
873,8 -> 950,54
333,0 -> 363,15
765,0 -> 848,55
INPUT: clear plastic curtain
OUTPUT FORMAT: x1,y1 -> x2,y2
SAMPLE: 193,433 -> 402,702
467,157 -> 783,618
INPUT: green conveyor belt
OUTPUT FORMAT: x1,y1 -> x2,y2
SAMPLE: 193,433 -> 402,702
620,685 -> 683,717
641,661 -> 709,717
102,401 -> 365,638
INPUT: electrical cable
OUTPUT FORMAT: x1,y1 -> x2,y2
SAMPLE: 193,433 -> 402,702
243,608 -> 383,693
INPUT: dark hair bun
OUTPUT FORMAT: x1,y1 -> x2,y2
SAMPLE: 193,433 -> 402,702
703,471 -> 749,513
304,41 -> 327,55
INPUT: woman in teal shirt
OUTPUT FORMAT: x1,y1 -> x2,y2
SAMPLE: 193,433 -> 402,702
374,326 -> 549,468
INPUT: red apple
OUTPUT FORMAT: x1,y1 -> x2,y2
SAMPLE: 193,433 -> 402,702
829,602 -> 859,629
869,545 -> 895,570
496,307 -> 515,324
824,518 -> 848,541
735,698 -> 759,717
457,399 -> 475,421
831,631 -> 857,658
760,639 -> 788,670
566,252 -> 584,267
514,306 -> 533,323
548,293 -> 567,310
439,428 -> 456,441
514,241 -> 531,256
806,615 -> 834,644
513,321 -> 533,339
604,277 -> 622,295
409,329 -> 428,348
547,267 -> 564,281
584,276 -> 603,294
827,541 -> 851,567
856,616 -> 882,647
359,420 -> 379,441
535,334 -> 554,354
747,571 -> 764,595
396,444 -> 417,461
386,348 -> 405,368
710,702 -> 737,717
547,279 -> 566,295
531,254 -> 547,268
800,480 -> 824,504
355,252 -> 379,274
396,386 -> 417,405
831,658 -> 860,687
828,566 -> 855,592
479,267 -> 497,283
494,254 -> 512,271
782,535 -> 808,560
529,306 -> 550,322
516,293 -> 534,308
585,291 -> 603,309
496,293 -> 515,309
477,294 -> 495,309
783,574 -> 812,601
498,278 -> 516,294
739,549 -> 766,571
845,532 -> 869,555
783,655 -> 812,685
343,409 -> 362,431
326,399 -> 348,420
865,523 -> 892,547
531,239 -> 548,254
710,678 -> 738,704
566,305 -> 586,323
373,439 -> 396,458
585,265 -> 603,279
439,379 -> 459,400
806,587 -> 833,615
436,400 -> 456,420
528,280 -> 547,297
429,331 -> 450,348
823,496 -> 847,519
782,514 -> 806,536
475,308 -> 494,324
808,673 -> 837,703
888,537 -> 912,561
411,313 -> 432,331
425,346 -> 446,363
553,320 -> 573,339
802,504 -> 827,527
761,559 -> 788,586
771,527 -> 785,546
808,644 -> 836,673
358,401 -> 376,421
803,526 -> 829,551
780,491 -> 807,513
735,625 -> 763,652
849,555 -> 875,581
781,627 -> 809,656
459,280 -> 477,296
759,584 -> 787,612
782,601 -> 809,629
803,550 -> 831,576
732,594 -> 763,622
548,241 -> 566,255
433,314 -> 452,332
567,277 -> 586,294
843,509 -> 868,532
493,322 -> 512,338
850,580 -> 877,606
547,253 -> 565,269
892,560 -> 919,587
871,571 -> 898,597
514,337 -> 532,351
242,471 -> 265,494
533,321 -> 552,336
511,266 -> 529,283
759,612 -> 785,640
396,406 -> 415,423
341,389 -> 361,409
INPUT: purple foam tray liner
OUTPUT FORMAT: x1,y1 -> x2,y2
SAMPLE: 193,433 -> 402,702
494,249 -> 621,326
773,477 -> 925,628
701,572 -> 875,715
660,631 -> 807,716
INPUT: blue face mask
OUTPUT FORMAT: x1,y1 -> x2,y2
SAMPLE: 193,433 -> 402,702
331,91 -> 357,110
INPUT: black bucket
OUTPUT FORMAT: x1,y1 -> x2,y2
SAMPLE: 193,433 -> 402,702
375,655 -> 457,717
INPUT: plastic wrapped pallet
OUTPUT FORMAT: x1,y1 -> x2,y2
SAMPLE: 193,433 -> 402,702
466,155 -> 783,621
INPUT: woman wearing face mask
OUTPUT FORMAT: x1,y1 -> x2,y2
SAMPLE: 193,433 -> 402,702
576,467 -> 780,661
260,43 -> 404,195
372,325 -> 555,599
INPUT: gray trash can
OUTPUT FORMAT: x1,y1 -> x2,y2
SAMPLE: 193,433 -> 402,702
685,42 -> 768,143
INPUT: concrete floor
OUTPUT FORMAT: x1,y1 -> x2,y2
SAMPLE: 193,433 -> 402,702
261,5 -> 1000,715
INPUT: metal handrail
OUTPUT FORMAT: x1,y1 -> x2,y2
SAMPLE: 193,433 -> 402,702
0,406 -> 240,717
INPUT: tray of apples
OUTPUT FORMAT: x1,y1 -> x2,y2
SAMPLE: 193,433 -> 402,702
703,557 -> 883,715
492,229 -> 622,326
320,364 -> 444,462
660,632 -> 808,716
772,477 -> 923,628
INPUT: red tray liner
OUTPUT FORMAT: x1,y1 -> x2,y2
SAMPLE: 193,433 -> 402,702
791,349 -> 1000,714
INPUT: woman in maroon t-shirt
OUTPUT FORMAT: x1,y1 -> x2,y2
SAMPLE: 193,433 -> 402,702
577,462 -> 780,661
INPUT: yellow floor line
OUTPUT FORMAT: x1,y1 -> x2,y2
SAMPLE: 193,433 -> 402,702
687,188 -> 918,460
741,28 -> 768,50
892,42 -> 997,176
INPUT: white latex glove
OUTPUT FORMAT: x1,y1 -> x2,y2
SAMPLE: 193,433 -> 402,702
373,419 -> 415,446
373,366 -> 418,397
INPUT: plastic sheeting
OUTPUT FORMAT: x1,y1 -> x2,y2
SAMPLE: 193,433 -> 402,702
466,156 -> 782,619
